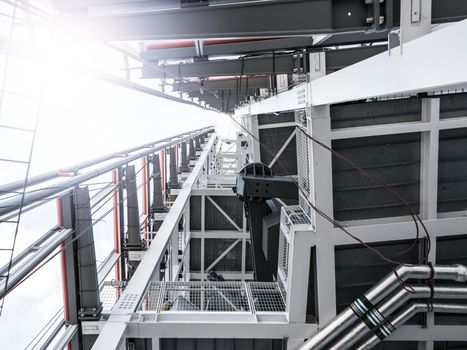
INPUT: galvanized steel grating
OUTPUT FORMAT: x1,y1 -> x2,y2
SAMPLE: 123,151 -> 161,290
249,282 -> 286,312
138,281 -> 285,313
100,281 -> 120,313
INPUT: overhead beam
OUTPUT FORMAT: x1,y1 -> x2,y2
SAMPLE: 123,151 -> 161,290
56,0 -> 376,41
141,45 -> 386,79
141,37 -> 315,61
311,19 -> 467,105
171,76 -> 269,92
141,32 -> 394,62
56,0 -> 467,41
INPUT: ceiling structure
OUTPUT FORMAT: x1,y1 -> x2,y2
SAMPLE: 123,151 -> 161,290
53,0 -> 467,113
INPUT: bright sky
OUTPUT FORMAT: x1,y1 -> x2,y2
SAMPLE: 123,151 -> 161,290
0,21 -> 233,348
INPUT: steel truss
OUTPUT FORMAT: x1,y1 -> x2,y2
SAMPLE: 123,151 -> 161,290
236,3 -> 467,349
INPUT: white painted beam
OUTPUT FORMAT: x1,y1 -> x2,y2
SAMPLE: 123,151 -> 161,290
311,19 -> 467,105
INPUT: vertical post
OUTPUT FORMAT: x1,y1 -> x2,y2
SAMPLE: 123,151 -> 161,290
400,0 -> 432,45
179,142 -> 190,173
161,150 -> 166,193
241,206 -> 247,279
286,229 -> 313,323
57,198 -> 72,350
142,158 -> 149,247
169,146 -> 180,190
117,167 -> 126,280
419,98 -> 440,350
185,202 -> 191,281
171,226 -> 179,281
400,3 -> 433,348
125,165 -> 143,279
309,51 -> 336,325
112,171 -> 121,287
201,194 -> 205,278
250,115 -> 261,162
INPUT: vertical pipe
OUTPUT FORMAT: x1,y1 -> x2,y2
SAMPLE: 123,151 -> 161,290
112,171 -> 121,287
117,167 -> 126,280
161,150 -> 166,193
179,142 -> 189,172
169,146 -> 179,190
142,158 -> 148,248
57,198 -> 71,350
189,138 -> 196,161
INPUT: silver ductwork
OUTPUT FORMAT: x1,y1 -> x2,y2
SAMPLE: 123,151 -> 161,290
328,285 -> 467,350
355,302 -> 467,350
298,264 -> 467,350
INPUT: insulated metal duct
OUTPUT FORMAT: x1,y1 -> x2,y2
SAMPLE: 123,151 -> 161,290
355,302 -> 467,350
298,264 -> 467,350
329,285 -> 467,350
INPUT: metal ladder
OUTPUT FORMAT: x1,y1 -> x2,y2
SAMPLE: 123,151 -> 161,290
0,0 -> 43,315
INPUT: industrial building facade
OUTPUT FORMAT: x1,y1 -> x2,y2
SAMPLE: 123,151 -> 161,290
1,1 -> 467,350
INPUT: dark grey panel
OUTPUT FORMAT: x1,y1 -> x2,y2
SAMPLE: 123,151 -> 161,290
434,342 -> 467,350
259,127 -> 297,176
160,338 -> 283,350
205,196 -> 243,230
330,98 -> 421,129
435,235 -> 467,325
373,342 -> 417,350
440,93 -> 467,119
189,238 -> 253,272
205,238 -> 242,271
334,240 -> 419,313
189,196 -> 201,231
258,112 -> 294,125
332,133 -> 421,221
438,128 -> 467,213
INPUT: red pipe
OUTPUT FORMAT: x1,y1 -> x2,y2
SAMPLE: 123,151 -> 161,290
161,150 -> 166,193
57,198 -> 71,350
146,38 -> 273,50
142,158 -> 149,248
112,171 -> 121,295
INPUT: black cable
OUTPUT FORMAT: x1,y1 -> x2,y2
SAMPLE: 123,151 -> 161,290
225,112 -> 431,292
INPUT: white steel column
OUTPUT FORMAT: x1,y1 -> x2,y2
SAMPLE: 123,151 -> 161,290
419,98 -> 440,350
286,228 -> 313,324
250,114 -> 261,162
400,0 -> 432,45
309,52 -> 337,325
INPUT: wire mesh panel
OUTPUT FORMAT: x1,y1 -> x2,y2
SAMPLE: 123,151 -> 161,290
138,281 -> 163,312
277,227 -> 290,286
278,205 -> 311,296
100,281 -> 121,313
295,108 -> 315,222
249,282 -> 286,312
138,281 -> 286,314
280,205 -> 311,234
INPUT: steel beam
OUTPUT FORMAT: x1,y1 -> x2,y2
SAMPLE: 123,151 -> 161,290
57,0 -> 371,41
171,76 -> 269,92
142,37 -> 316,60
141,46 -> 386,78
56,0 -> 467,41
311,19 -> 467,105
